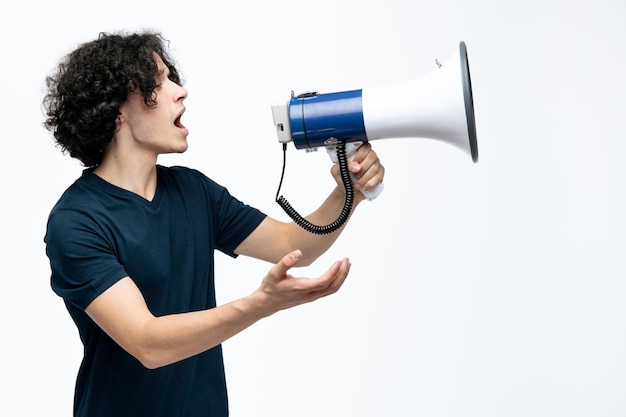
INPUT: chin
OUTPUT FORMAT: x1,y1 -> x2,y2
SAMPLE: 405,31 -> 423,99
175,139 -> 189,153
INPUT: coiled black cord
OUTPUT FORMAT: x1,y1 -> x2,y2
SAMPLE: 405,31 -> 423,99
275,142 -> 355,235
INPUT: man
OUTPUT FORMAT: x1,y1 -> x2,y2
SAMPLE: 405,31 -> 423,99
43,30 -> 384,417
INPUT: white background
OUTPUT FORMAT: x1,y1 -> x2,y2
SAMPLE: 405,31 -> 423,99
1,0 -> 625,416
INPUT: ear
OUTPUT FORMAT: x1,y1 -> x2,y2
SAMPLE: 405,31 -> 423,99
115,110 -> 125,126
116,94 -> 139,126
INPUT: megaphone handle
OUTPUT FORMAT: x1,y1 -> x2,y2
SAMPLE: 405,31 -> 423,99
326,142 -> 384,201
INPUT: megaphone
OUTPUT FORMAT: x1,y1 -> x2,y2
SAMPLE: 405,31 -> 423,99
271,41 -> 478,233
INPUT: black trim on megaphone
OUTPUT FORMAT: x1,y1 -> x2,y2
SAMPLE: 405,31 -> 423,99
460,41 -> 479,163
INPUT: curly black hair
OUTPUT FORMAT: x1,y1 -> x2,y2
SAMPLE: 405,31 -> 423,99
43,30 -> 183,167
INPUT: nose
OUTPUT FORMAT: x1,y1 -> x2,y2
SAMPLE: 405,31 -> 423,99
177,84 -> 188,101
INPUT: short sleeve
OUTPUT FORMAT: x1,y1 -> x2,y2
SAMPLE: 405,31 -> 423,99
45,207 -> 129,311
189,170 -> 266,257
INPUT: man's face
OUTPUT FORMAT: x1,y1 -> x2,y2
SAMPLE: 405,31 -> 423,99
117,54 -> 189,157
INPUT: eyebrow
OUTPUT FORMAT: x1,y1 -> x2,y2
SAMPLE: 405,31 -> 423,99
156,66 -> 170,81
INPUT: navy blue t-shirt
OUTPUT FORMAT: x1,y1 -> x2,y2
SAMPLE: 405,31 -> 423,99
45,165 -> 266,417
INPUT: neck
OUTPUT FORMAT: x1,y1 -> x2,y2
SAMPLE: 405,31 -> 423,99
94,148 -> 159,202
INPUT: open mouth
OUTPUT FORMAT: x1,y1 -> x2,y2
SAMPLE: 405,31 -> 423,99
173,112 -> 189,137
174,113 -> 183,127
174,112 -> 187,131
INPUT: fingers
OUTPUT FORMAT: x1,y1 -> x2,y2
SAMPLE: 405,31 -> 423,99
317,257 -> 351,295
289,257 -> 351,293
292,257 -> 351,303
261,253 -> 351,312
270,249 -> 303,279
349,143 -> 385,192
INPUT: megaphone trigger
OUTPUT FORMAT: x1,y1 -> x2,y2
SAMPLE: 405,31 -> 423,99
326,142 -> 384,201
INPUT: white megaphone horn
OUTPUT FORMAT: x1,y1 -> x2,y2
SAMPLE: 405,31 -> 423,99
271,41 -> 478,202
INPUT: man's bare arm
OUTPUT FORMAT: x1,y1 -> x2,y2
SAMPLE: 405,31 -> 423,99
85,250 -> 350,369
